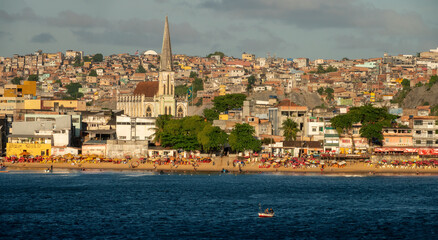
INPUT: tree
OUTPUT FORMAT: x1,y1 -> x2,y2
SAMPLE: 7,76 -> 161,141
246,75 -> 256,92
83,56 -> 91,62
65,83 -> 83,99
203,108 -> 220,122
136,64 -> 146,73
213,94 -> 247,113
11,77 -> 22,85
73,56 -> 82,67
89,70 -> 98,77
331,104 -> 397,146
401,79 -> 410,91
92,53 -> 103,62
175,85 -> 189,97
192,77 -> 204,96
325,87 -> 334,101
197,125 -> 228,154
281,118 -> 300,141
229,123 -> 261,153
261,138 -> 275,145
160,116 -> 208,151
207,51 -> 225,58
427,75 -> 438,90
317,87 -> 324,95
189,71 -> 198,78
316,65 -> 325,74
27,74 -> 38,81
152,115 -> 172,144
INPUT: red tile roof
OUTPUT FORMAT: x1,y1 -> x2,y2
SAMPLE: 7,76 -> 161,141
133,81 -> 159,97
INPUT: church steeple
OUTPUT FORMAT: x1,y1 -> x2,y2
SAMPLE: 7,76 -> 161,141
160,16 -> 172,72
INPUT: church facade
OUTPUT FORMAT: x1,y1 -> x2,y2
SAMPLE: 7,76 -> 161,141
117,16 -> 188,118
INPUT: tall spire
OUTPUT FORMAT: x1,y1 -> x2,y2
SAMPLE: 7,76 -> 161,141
160,16 -> 172,72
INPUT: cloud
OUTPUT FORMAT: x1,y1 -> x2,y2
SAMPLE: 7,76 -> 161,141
46,10 -> 109,28
31,33 -> 56,43
198,0 -> 430,35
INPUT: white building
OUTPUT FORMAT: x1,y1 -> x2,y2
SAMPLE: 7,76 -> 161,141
116,115 -> 155,141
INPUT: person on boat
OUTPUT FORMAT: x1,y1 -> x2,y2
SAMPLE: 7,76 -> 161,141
265,208 -> 269,213
269,208 -> 274,214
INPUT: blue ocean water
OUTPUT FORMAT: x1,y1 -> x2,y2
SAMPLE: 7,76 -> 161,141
1,171 -> 438,239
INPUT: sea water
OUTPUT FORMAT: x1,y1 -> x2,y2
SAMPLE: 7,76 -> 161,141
1,171 -> 438,239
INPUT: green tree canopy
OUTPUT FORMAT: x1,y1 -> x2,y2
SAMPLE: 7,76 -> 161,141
229,123 -> 261,153
160,116 -> 209,151
331,104 -> 397,145
203,108 -> 220,122
136,64 -> 146,73
197,125 -> 228,153
73,55 -> 82,67
317,87 -> 325,95
207,51 -> 225,58
89,70 -> 98,77
83,56 -> 91,62
175,85 -> 189,97
11,77 -> 22,85
281,118 -> 300,141
27,74 -> 38,81
213,94 -> 247,113
153,115 -> 172,144
401,79 -> 410,91
246,75 -> 256,92
92,53 -> 103,62
65,83 -> 83,99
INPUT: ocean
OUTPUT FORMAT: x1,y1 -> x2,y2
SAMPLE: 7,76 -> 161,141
1,171 -> 438,239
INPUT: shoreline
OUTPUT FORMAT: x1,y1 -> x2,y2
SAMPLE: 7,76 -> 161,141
3,161 -> 438,176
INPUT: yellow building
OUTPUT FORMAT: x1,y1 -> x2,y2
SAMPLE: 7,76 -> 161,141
7,143 -> 51,157
219,114 -> 229,120
3,81 -> 37,97
242,53 -> 255,61
24,99 -> 42,110
43,100 -> 86,111
219,85 -> 226,96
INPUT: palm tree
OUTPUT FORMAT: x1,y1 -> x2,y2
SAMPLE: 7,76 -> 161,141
151,115 -> 171,144
281,118 -> 300,141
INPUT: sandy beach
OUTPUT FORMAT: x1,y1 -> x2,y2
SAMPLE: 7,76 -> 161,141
3,156 -> 438,175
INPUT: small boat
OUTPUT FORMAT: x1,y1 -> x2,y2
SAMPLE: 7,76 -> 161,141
258,212 -> 275,218
44,169 -> 53,173
258,204 -> 275,218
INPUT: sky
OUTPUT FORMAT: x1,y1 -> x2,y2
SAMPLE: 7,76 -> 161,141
0,0 -> 437,60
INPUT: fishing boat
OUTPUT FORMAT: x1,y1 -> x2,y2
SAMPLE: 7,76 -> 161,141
258,204 -> 275,218
258,212 -> 275,218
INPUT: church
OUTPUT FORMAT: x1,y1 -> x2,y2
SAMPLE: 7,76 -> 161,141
117,16 -> 188,118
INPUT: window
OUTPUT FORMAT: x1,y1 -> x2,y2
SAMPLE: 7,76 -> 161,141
416,140 -> 421,144
120,136 -> 126,140
426,140 -> 433,145
177,106 -> 184,118
435,139 -> 438,144
416,130 -> 421,134
319,127 -> 323,132
312,127 -> 317,132
146,106 -> 152,117
427,131 -> 433,135
414,120 -> 423,125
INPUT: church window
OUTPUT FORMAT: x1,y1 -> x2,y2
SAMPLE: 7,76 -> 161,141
164,107 -> 167,115
146,106 -> 152,117
169,107 -> 172,115
177,106 -> 184,118
164,84 -> 166,95
171,85 -> 173,95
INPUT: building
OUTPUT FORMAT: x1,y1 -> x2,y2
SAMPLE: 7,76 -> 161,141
382,127 -> 413,147
6,115 -> 73,156
411,116 -> 438,147
117,16 -> 188,118
116,115 -> 155,141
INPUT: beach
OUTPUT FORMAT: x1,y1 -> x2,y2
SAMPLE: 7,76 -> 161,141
3,156 -> 438,175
